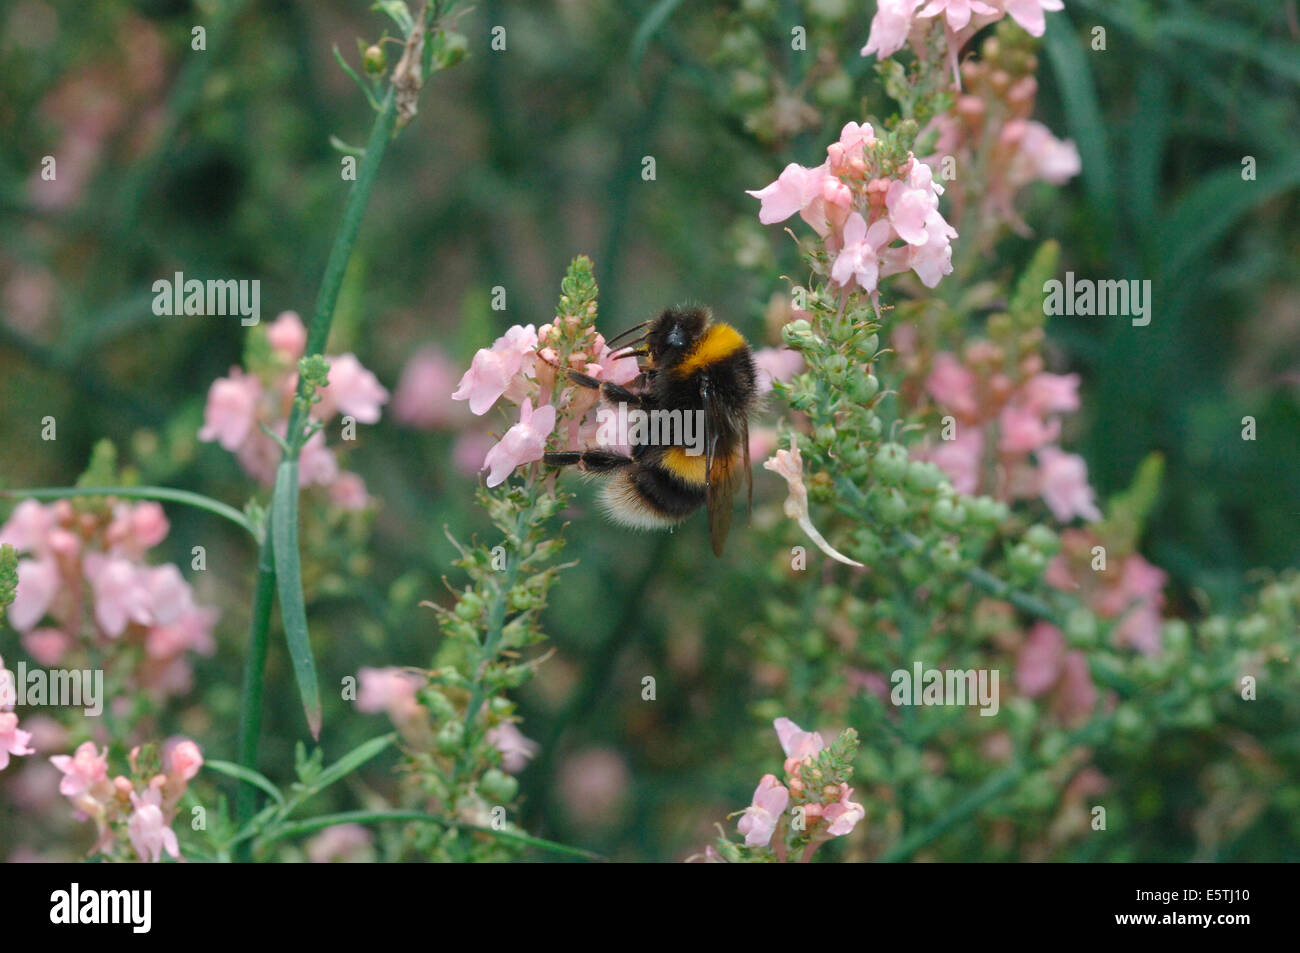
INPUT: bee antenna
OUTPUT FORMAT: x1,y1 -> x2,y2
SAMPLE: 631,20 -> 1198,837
604,320 -> 652,348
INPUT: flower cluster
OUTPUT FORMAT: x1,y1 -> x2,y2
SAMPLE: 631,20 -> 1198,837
450,256 -> 639,487
862,0 -> 1065,65
0,654 -> 36,771
710,718 -> 863,862
198,311 -> 387,506
919,27 -> 1080,239
919,345 -> 1100,522
749,122 -> 959,306
0,493 -> 217,699
50,738 -> 202,862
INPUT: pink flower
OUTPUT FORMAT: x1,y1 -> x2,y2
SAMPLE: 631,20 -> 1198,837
918,0 -> 999,32
146,606 -> 217,659
823,783 -> 866,837
827,121 -> 877,170
168,740 -> 203,782
998,403 -> 1060,454
320,353 -> 389,424
861,0 -> 922,59
142,564 -> 194,628
0,499 -> 55,554
22,627 -> 71,667
127,788 -> 180,863
482,399 -> 557,488
752,347 -> 805,395
297,430 -> 339,488
266,311 -> 307,361
106,502 -> 170,555
355,667 -> 424,720
487,722 -> 540,774
886,160 -> 943,246
50,741 -> 109,798
452,325 -> 539,416
8,557 -> 60,632
1036,446 -> 1101,522
0,712 -> 35,770
197,368 -> 262,451
1055,651 -> 1097,722
1016,621 -> 1064,696
1002,0 -> 1065,38
903,211 -> 958,287
328,471 -> 370,510
926,352 -> 979,418
393,347 -> 461,429
926,428 -> 984,495
1006,119 -> 1081,186
591,335 -> 642,386
1108,555 -> 1167,655
1020,372 -> 1080,415
746,162 -> 827,227
83,553 -> 154,637
737,773 -> 790,847
774,717 -> 825,761
830,212 -> 895,293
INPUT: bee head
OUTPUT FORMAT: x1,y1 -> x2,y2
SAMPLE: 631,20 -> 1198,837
646,306 -> 709,369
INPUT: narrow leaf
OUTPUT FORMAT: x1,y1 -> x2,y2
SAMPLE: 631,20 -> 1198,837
205,759 -> 287,809
300,733 -> 396,798
271,460 -> 322,738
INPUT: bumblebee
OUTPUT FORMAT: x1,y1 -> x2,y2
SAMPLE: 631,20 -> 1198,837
543,306 -> 759,555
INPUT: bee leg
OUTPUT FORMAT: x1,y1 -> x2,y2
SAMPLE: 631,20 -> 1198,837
543,450 -> 632,472
566,371 -> 645,408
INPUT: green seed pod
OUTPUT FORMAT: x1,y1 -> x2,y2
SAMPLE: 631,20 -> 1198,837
480,768 -> 518,803
436,720 -> 465,755
873,443 -> 909,484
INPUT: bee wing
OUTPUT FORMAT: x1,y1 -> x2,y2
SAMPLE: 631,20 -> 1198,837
701,373 -> 738,557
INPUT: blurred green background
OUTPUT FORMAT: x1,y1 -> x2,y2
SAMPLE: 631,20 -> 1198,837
1,0 -> 1297,860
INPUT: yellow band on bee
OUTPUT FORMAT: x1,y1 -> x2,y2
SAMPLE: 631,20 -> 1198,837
674,323 -> 745,377
661,447 -> 708,485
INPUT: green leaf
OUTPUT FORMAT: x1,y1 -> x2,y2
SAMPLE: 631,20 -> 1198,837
630,0 -> 684,67
297,733 -> 396,799
1043,16 -> 1116,233
1,486 -> 256,537
1158,156 -> 1300,283
204,759 -> 287,809
271,460 -> 322,738
328,135 -> 367,157
372,0 -> 414,36
333,44 -> 381,111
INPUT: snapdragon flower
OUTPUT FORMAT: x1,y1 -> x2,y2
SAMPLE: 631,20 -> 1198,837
748,124 -> 959,304
198,310 -> 385,495
0,499 -> 217,699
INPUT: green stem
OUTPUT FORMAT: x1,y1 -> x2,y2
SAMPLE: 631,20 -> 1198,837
235,530 -> 276,836
259,810 -> 604,861
451,495 -> 536,787
236,84 -> 400,823
879,762 -> 1025,862
1,486 -> 255,536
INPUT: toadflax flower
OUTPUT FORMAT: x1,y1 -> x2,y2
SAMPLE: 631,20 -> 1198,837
452,324 -> 539,416
0,711 -> 35,771
482,399 -> 557,488
127,787 -> 180,863
737,773 -> 790,847
764,442 -> 863,567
